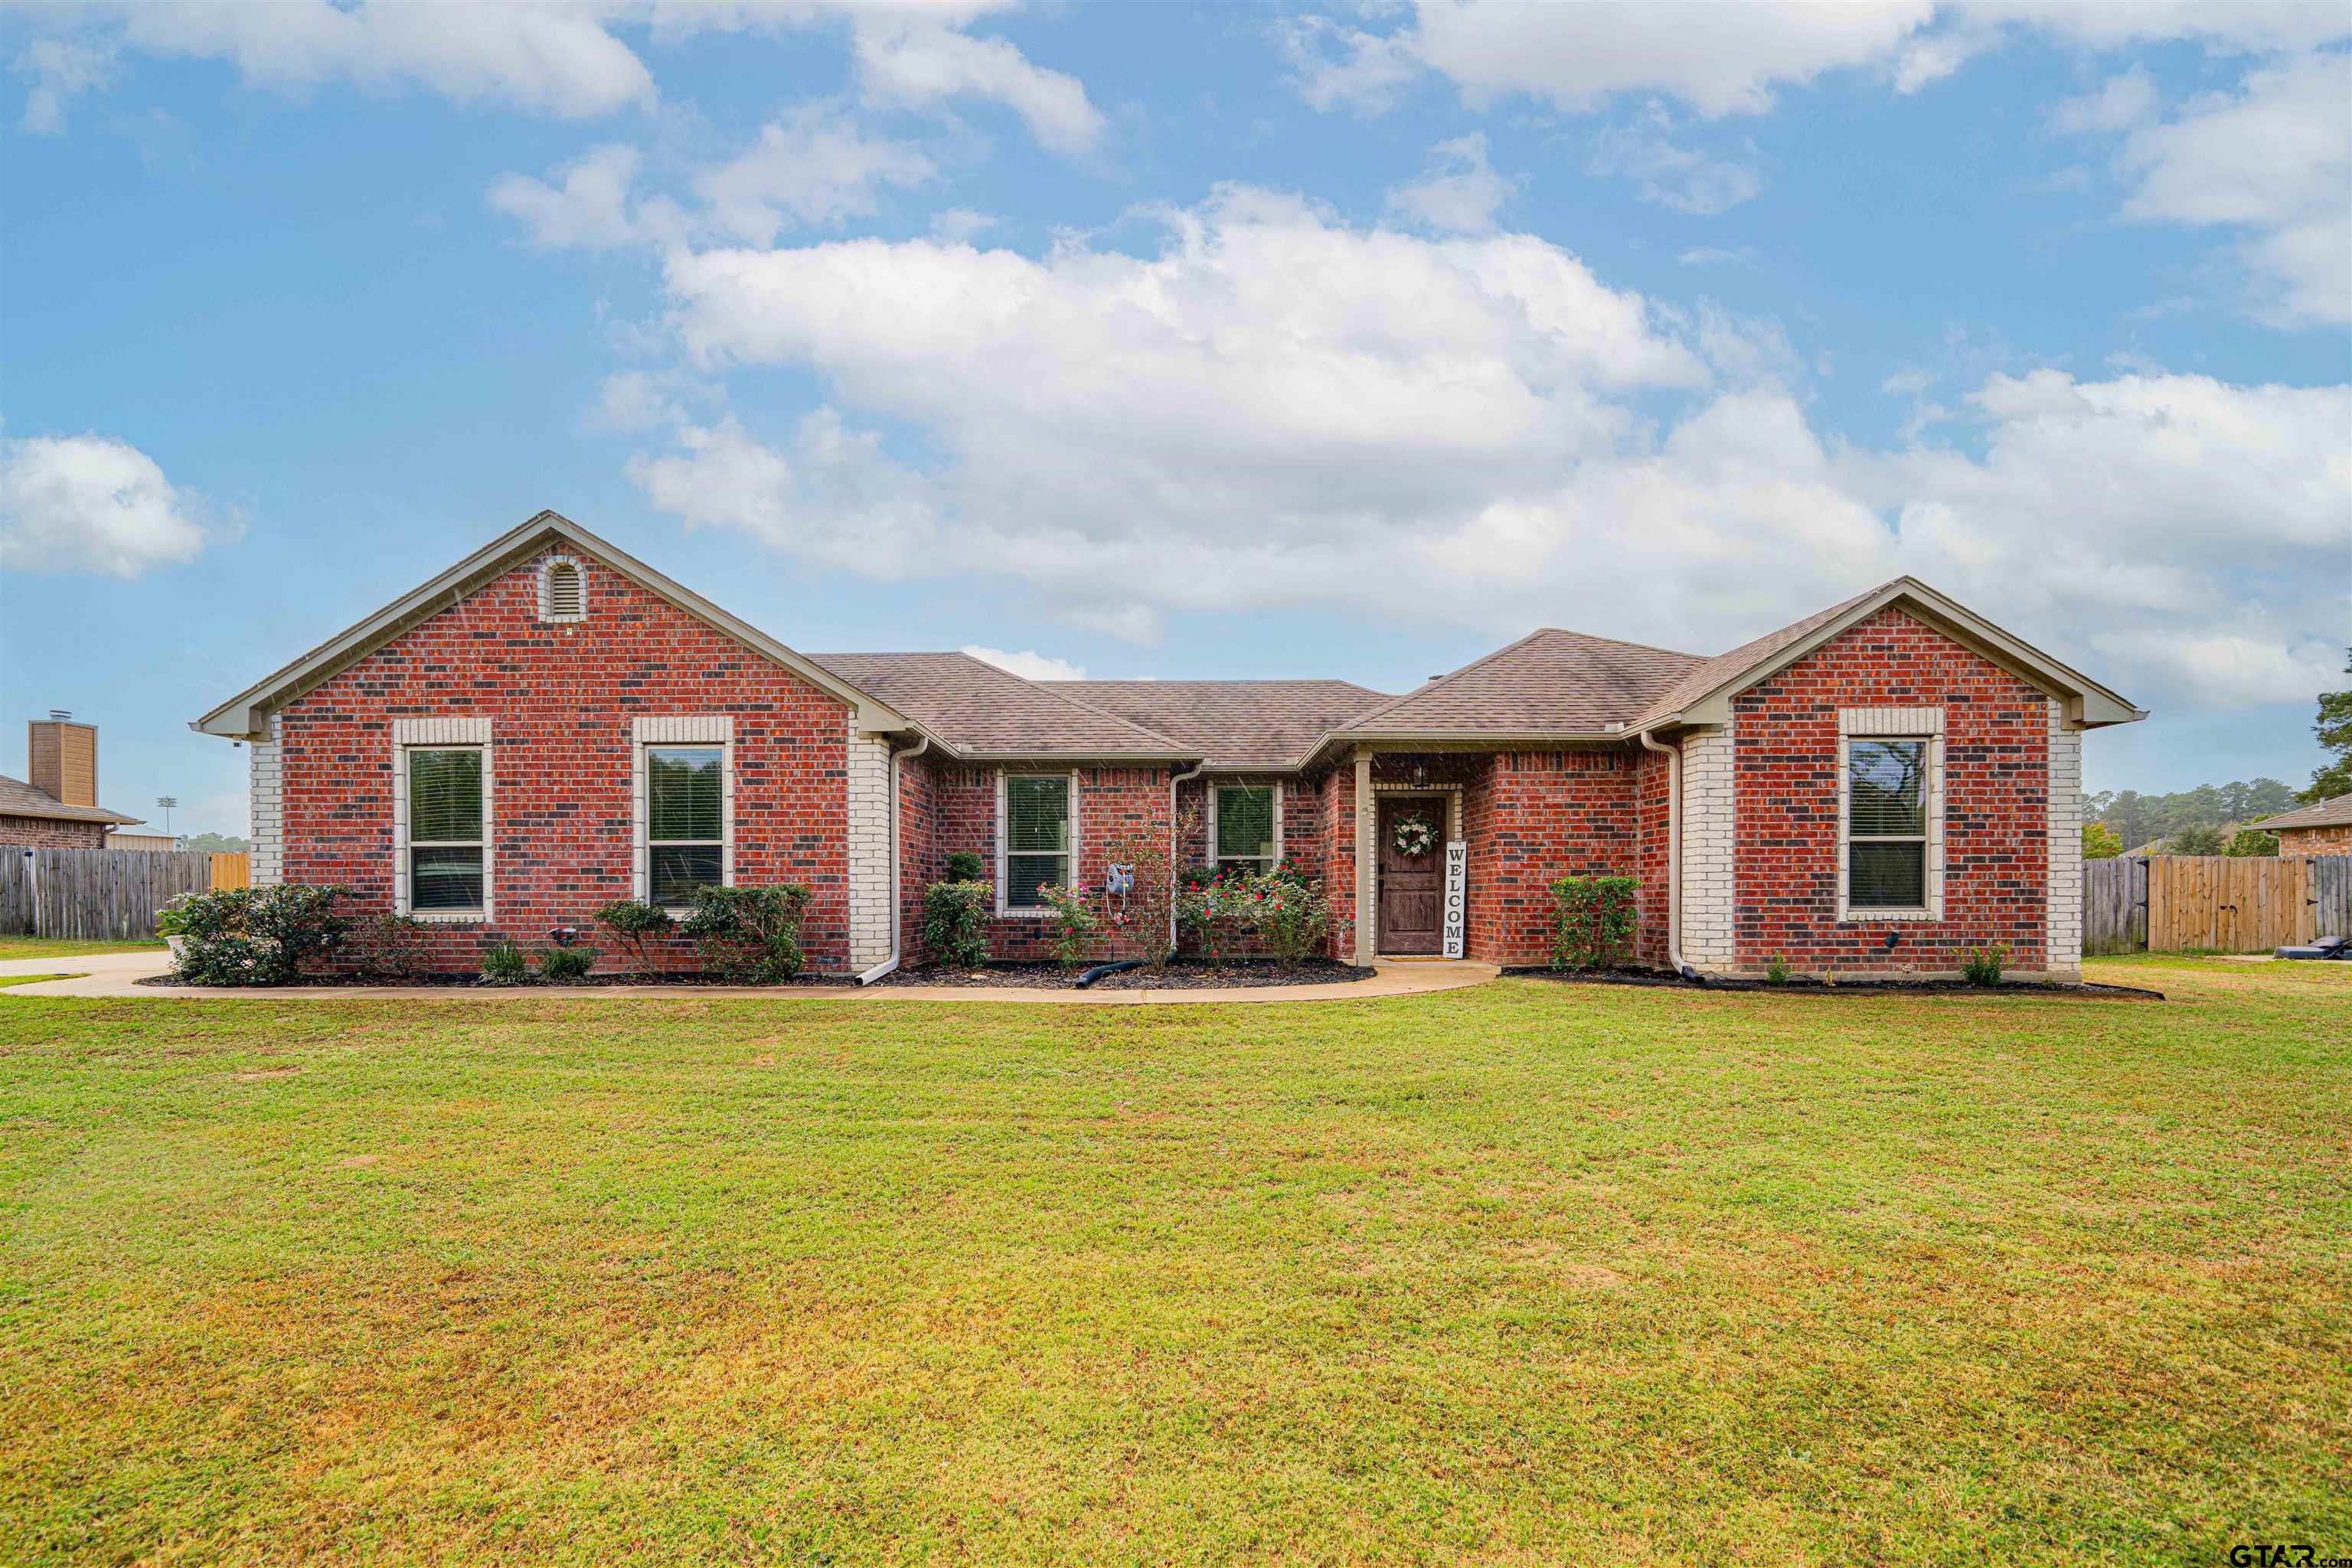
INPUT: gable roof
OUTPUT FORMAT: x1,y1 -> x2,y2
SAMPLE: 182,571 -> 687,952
0,773 -> 143,827
2249,793 -> 2352,834
1331,629 -> 1701,743
1623,577 -> 2146,731
191,511 -> 908,740
807,654 -> 1192,760
1052,680 -> 1392,769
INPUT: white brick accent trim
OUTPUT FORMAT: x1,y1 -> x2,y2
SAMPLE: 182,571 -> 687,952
1353,750 -> 1375,965
632,716 -> 733,906
391,717 -> 494,923
249,714 -> 283,887
1680,727 -> 1736,966
2047,699 -> 2084,977
536,554 -> 589,623
847,727 -> 894,969
1836,707 -> 1944,922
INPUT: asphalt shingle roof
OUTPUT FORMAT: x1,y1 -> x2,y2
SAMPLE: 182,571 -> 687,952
2251,793 -> 2352,833
0,773 -> 143,827
1334,629 -> 1703,738
1623,581 -> 1896,732
1053,680 -> 1393,770
806,653 -> 1189,758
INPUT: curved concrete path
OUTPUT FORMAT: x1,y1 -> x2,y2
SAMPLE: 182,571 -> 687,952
0,949 -> 1499,1005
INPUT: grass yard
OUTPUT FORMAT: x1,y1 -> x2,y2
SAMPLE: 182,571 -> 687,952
2,959 -> 2345,1566
0,934 -> 163,962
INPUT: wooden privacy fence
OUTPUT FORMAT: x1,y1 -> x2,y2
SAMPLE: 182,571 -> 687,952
0,848 -> 230,939
2088,854 -> 2352,955
210,851 -> 252,890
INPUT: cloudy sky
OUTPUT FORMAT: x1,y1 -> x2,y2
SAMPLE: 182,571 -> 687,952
2,0 -> 2347,837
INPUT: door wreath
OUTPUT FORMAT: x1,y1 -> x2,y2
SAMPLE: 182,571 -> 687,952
1391,814 -> 1437,858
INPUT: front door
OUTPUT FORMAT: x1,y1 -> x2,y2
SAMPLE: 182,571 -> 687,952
1377,796 -> 1445,955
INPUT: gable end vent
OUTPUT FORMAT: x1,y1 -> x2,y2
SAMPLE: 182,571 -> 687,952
537,556 -> 588,623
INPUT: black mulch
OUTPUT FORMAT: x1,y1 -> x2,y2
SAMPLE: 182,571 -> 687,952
877,960 -> 1374,991
1498,965 -> 2164,1000
136,971 -> 858,989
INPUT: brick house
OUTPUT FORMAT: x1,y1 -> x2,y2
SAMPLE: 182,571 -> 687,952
194,511 -> 2145,982
2245,794 -> 2352,855
2,714 -> 145,848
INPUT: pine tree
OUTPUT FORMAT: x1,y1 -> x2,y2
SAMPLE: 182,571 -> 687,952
2305,647 -> 2351,803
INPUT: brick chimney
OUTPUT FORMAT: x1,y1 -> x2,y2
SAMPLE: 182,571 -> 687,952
28,710 -> 96,807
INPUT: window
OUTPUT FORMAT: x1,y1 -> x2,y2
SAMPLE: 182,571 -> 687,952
1847,738 -> 1928,909
1001,773 -> 1073,912
647,745 -> 724,907
1213,783 -> 1280,875
407,748 -> 485,914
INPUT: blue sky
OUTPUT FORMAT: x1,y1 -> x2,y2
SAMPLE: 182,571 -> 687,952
3,1 -> 2347,838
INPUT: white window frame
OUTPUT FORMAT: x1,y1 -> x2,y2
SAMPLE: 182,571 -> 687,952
995,769 -> 1079,917
633,716 -> 733,913
1837,707 -> 1944,922
391,717 -> 492,923
537,554 -> 588,623
1208,780 -> 1284,876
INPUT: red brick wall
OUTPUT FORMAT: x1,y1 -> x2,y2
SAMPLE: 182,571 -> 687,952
913,758 -> 1174,962
1731,606 -> 2051,974
1458,750 -> 1638,965
273,548 -> 856,974
1171,775 -> 1331,960
2280,823 -> 2352,854
1632,747 -> 1674,969
895,748 -> 942,968
1323,769 -> 1357,962
0,815 -> 110,849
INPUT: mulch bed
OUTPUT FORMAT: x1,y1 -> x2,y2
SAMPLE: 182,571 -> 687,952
1499,966 -> 2164,1000
877,960 -> 1373,991
136,971 -> 859,989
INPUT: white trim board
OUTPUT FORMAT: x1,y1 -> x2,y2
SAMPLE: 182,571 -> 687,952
632,715 -> 734,908
391,716 -> 493,923
1836,707 -> 1945,923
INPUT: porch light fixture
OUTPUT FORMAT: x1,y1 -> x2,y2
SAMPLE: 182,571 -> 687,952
1412,763 -> 1427,788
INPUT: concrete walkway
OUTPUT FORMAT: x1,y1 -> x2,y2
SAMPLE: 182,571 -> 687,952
0,949 -> 1500,1005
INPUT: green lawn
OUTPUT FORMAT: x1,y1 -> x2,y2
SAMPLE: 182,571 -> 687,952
2,959 -> 2345,1566
0,934 -> 163,962
0,973 -> 81,989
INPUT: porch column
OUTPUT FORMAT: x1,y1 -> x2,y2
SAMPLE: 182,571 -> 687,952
1354,746 -> 1377,965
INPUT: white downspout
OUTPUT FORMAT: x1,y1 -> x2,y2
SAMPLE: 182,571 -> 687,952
1168,759 -> 1207,957
857,733 -> 931,985
1638,728 -> 1692,978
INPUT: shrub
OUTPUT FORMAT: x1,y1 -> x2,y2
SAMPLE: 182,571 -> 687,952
594,898 -> 674,976
480,939 -> 530,985
1549,875 -> 1638,972
678,884 -> 812,982
1764,954 -> 1792,986
1093,805 -> 1191,968
2225,827 -> 2281,858
170,884 -> 354,987
351,913 -> 430,981
1037,884 -> 1102,968
1176,865 -> 1256,965
1961,945 -> 2007,985
537,942 -> 598,984
1250,871 -> 1333,964
944,849 -> 987,883
923,880 -> 992,970
155,897 -> 192,938
2082,822 -> 2123,860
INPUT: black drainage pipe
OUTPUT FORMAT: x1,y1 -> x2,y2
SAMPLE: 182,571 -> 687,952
1075,959 -> 1148,989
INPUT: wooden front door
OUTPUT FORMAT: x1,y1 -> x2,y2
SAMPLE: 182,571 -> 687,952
1378,796 -> 1445,955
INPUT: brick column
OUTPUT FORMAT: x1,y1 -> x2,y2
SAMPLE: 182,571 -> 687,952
845,727 -> 894,971
2046,699 -> 2083,979
1354,746 -> 1377,965
1680,725 -> 1736,969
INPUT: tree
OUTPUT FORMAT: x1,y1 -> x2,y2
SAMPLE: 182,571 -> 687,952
2305,647 -> 2351,803
2225,826 -> 2279,858
178,832 -> 251,854
2168,822 -> 2226,856
2082,822 -> 2122,860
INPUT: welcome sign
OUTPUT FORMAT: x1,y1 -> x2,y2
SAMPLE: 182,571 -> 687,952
1442,840 -> 1466,959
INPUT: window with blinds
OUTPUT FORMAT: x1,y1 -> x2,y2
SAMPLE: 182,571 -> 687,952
648,745 -> 724,906
1003,774 -> 1072,910
1214,784 -> 1277,874
1848,738 -> 1928,909
407,747 -> 485,913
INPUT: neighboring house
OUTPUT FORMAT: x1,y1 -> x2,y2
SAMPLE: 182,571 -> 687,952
107,831 -> 182,852
1,713 -> 145,848
2243,795 -> 2352,855
193,512 -> 2146,981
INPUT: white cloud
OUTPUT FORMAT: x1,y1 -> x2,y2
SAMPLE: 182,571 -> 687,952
624,188 -> 2347,707
1677,245 -> 1758,266
1587,108 -> 1766,214
488,143 -> 645,250
1384,133 -> 1515,234
11,36 -> 119,133
929,207 -> 999,243
2109,51 -> 2352,325
851,13 -> 1102,155
1,433 -> 216,578
694,107 -> 935,243
962,645 -> 1086,681
2048,66 -> 2158,134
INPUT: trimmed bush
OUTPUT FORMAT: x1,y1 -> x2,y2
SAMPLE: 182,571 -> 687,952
480,940 -> 530,985
1961,945 -> 2008,986
923,880 -> 992,970
1548,875 -> 1638,972
944,849 -> 987,884
169,884 -> 354,987
678,884 -> 812,982
350,913 -> 430,981
1765,954 -> 1792,986
537,942 -> 598,984
594,898 -> 674,976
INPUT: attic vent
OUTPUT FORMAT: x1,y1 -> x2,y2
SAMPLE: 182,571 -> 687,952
537,556 -> 587,623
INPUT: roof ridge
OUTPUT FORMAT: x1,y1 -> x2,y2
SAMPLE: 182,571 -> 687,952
944,652 -> 1191,752
1530,626 -> 1706,661
1339,627 -> 1557,730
